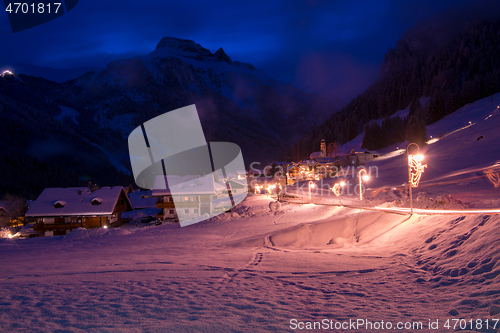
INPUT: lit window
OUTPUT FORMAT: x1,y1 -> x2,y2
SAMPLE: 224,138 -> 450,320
185,197 -> 189,201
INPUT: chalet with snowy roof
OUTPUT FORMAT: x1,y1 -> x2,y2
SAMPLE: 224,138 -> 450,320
312,157 -> 343,178
152,175 -> 217,220
26,186 -> 132,236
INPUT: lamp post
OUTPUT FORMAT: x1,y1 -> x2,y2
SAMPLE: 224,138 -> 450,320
308,180 -> 315,202
332,181 -> 345,205
358,169 -> 369,210
407,143 -> 427,214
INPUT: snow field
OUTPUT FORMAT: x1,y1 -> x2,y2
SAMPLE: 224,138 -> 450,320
1,94 -> 500,332
2,194 -> 500,332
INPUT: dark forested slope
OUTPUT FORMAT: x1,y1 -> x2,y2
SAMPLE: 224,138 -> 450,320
286,19 -> 500,159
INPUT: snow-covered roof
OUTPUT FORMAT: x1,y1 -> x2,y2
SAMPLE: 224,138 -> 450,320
151,174 -> 216,196
314,157 -> 341,164
214,182 -> 227,193
0,201 -> 7,213
26,187 -> 130,217
127,190 -> 157,209
299,160 -> 317,166
310,151 -> 325,159
349,150 -> 378,155
228,179 -> 247,189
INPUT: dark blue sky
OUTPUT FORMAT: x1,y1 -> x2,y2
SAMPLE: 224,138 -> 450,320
0,0 -> 493,101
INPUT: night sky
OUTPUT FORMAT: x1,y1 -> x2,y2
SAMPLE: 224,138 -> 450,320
0,0 -> 495,101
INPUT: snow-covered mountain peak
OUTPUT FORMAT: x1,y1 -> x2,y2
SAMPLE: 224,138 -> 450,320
155,37 -> 213,60
214,47 -> 232,64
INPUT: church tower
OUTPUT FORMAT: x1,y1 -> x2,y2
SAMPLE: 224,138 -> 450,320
320,139 -> 326,157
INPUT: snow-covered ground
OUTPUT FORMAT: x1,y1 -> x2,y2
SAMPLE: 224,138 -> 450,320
55,106 -> 80,125
2,197 -> 500,332
1,94 -> 500,332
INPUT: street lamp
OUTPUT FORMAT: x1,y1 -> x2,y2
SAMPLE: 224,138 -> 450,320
308,180 -> 315,202
358,169 -> 369,209
332,181 -> 345,205
407,143 -> 427,214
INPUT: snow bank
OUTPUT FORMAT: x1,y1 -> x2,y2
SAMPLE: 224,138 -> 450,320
382,193 -> 468,210
63,227 -> 135,240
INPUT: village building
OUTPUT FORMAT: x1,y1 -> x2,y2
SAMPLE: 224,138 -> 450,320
26,186 -> 132,236
152,175 -> 217,221
309,139 -> 327,159
306,139 -> 380,177
346,150 -> 380,165
236,170 -> 247,180
152,173 -> 248,220
227,170 -> 247,180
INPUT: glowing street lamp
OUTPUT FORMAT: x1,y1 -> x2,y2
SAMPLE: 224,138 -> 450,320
308,180 -> 315,202
332,181 -> 345,205
407,143 -> 427,214
358,169 -> 369,209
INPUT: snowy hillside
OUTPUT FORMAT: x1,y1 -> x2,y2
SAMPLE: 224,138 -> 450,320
10,63 -> 101,83
318,93 -> 500,210
365,92 -> 500,210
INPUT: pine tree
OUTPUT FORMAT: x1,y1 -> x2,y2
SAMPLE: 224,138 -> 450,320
409,97 -> 422,118
406,111 -> 427,146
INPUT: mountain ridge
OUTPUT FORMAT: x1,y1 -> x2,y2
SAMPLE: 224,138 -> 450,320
0,37 -> 342,198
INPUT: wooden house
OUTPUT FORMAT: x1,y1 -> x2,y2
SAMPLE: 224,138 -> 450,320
26,186 -> 132,236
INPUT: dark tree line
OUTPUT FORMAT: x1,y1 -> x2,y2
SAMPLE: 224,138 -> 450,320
0,89 -> 132,200
361,97 -> 427,150
286,19 -> 500,160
